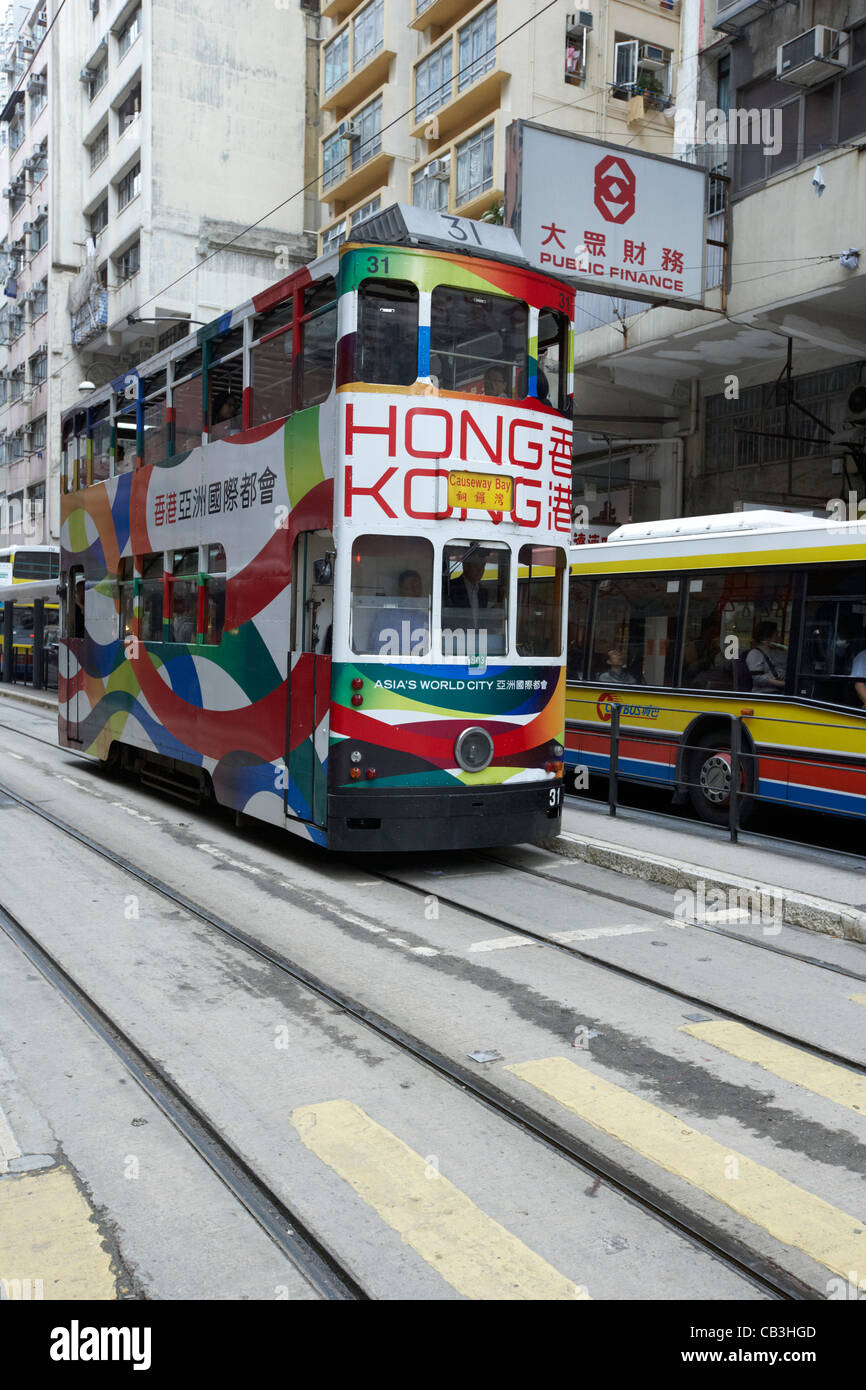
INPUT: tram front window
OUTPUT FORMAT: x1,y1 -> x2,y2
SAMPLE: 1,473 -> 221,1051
430,287 -> 527,397
516,545 -> 566,656
351,534 -> 433,656
356,281 -> 418,386
442,540 -> 509,659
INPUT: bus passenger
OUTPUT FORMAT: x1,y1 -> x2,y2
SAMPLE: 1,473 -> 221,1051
746,621 -> 786,692
372,570 -> 430,656
597,647 -> 637,684
851,648 -> 866,707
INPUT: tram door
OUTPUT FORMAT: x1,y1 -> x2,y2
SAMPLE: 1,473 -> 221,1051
61,565 -> 85,743
286,531 -> 333,827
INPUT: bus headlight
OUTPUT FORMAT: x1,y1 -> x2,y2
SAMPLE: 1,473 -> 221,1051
454,727 -> 494,773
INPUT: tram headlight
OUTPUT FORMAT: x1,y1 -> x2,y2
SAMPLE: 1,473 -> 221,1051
454,726 -> 494,773
350,750 -> 362,764
549,741 -> 564,759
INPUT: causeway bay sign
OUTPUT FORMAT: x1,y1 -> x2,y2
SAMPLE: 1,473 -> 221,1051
505,121 -> 707,308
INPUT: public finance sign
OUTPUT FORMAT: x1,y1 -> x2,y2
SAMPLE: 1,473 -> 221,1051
506,121 -> 707,308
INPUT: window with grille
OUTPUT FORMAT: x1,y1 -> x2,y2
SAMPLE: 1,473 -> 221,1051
116,240 -> 140,282
353,0 -> 383,69
89,126 -> 108,170
117,162 -> 141,209
351,196 -> 380,226
455,123 -> 494,204
89,198 -> 108,238
88,60 -> 107,100
458,3 -> 496,91
415,41 -> 452,121
323,28 -> 349,94
118,5 -> 141,58
118,82 -> 141,133
351,95 -> 382,171
29,350 -> 47,386
322,130 -> 345,189
31,218 -> 47,252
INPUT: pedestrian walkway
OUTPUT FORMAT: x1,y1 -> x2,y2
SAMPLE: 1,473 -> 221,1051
0,684 -> 57,712
553,799 -> 866,943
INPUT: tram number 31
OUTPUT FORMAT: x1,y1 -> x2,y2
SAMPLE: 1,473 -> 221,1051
549,786 -> 561,809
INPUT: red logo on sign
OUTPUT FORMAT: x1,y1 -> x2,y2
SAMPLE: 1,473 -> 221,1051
593,156 -> 636,224
597,691 -> 618,722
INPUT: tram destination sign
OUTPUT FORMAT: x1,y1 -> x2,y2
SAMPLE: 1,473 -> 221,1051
505,121 -> 707,308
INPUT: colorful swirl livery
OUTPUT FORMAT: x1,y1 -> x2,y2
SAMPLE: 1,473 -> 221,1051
60,207 -> 575,851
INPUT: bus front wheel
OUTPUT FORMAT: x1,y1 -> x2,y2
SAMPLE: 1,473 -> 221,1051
686,730 -> 754,827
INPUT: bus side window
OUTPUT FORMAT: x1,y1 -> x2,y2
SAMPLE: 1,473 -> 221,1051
356,281 -> 419,386
297,278 -> 336,410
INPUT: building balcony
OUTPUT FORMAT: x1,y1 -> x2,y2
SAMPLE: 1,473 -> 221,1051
320,85 -> 397,209
409,111 -> 502,222
71,288 -> 108,349
322,0 -> 366,21
410,1 -> 508,143
321,0 -> 395,116
410,0 -> 478,34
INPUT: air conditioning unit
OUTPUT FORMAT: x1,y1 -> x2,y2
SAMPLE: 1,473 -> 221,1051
22,156 -> 36,170
2,188 -> 11,200
427,156 -> 450,181
22,222 -> 32,233
776,28 -> 848,86
79,66 -> 95,83
37,204 -> 47,217
338,119 -> 361,141
27,77 -> 45,96
638,44 -> 668,70
566,11 -> 592,36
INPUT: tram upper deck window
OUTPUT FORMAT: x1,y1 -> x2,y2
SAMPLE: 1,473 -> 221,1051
441,539 -> 509,658
517,545 -> 566,657
140,553 -> 164,642
91,402 -> 111,482
350,534 -> 433,656
142,370 -> 168,467
114,406 -> 136,475
208,326 -> 244,440
538,308 -> 570,412
172,348 -> 203,454
299,278 -> 336,409
430,287 -> 527,398
356,281 -> 418,386
251,310 -> 293,428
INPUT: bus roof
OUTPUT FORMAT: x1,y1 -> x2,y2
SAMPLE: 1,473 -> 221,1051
606,511 -> 828,543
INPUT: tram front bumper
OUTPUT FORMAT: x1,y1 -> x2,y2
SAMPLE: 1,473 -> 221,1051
326,782 -> 561,853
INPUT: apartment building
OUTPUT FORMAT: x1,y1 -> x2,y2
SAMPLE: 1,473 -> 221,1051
317,0 -> 686,250
0,1 -> 49,544
569,0 -> 866,524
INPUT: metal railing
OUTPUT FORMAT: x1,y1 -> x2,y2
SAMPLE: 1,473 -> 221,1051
567,693 -> 866,842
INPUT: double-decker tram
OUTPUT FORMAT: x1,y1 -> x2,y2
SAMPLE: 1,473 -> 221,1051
566,511 -> 866,824
0,545 -> 60,681
59,206 -> 575,850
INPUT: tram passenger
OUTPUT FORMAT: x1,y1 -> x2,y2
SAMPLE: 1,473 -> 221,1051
372,570 -> 430,656
210,393 -> 241,440
484,367 -> 510,398
447,554 -> 489,618
746,621 -> 787,692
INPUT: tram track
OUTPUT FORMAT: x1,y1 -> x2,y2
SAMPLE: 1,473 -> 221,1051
0,772 -> 821,1301
369,859 -> 866,1076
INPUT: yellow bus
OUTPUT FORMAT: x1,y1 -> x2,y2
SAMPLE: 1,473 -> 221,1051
566,512 -> 866,824
0,546 -> 60,681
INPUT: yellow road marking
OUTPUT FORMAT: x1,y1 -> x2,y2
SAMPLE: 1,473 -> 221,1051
849,994 -> 866,1006
506,1058 -> 866,1282
291,1099 -> 586,1300
681,1021 -> 866,1114
0,1166 -> 117,1300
